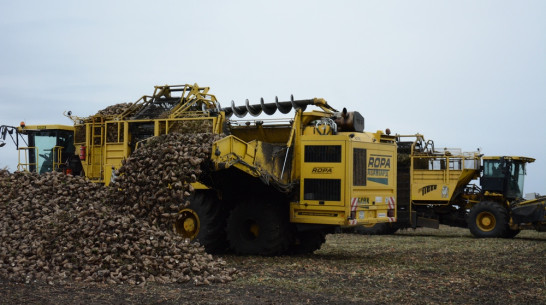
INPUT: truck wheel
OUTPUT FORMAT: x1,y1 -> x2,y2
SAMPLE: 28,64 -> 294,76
226,199 -> 290,256
468,201 -> 508,238
183,191 -> 229,254
288,230 -> 326,255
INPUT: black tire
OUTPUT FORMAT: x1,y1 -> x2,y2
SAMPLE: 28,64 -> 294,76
188,191 -> 229,254
467,201 -> 508,238
354,223 -> 398,235
384,223 -> 400,234
226,199 -> 290,256
502,227 -> 520,238
288,230 -> 326,255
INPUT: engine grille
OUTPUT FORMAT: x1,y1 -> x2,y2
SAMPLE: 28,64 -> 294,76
304,145 -> 341,163
353,148 -> 367,186
304,179 -> 341,201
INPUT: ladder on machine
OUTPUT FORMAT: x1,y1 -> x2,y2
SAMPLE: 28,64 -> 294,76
88,116 -> 105,181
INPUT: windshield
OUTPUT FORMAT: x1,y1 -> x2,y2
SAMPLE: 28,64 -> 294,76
483,160 -> 503,178
26,130 -> 74,174
507,161 -> 525,199
482,159 -> 526,199
34,133 -> 57,173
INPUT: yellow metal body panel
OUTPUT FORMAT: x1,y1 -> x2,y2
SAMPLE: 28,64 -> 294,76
212,135 -> 260,177
18,125 -> 74,132
410,152 -> 481,204
76,115 -> 220,185
230,124 -> 292,144
68,84 -> 223,185
212,118 -> 398,227
289,204 -> 349,226
290,204 -> 393,226
482,156 -> 535,163
192,182 -> 209,190
298,136 -> 346,207
291,132 -> 397,226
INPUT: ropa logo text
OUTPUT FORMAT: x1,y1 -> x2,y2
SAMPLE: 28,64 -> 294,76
312,167 -> 333,174
368,157 -> 391,168
367,156 -> 391,181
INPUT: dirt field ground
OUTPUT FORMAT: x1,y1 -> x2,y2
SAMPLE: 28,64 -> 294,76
1,226 -> 544,305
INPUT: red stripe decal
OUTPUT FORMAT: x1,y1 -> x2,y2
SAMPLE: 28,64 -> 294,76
351,197 -> 358,211
386,197 -> 395,209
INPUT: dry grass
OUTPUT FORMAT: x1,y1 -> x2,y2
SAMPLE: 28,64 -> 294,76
1,226 -> 544,305
226,226 -> 546,305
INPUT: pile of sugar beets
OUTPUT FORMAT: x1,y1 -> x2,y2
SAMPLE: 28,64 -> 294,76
94,102 -> 133,118
0,132 -> 236,286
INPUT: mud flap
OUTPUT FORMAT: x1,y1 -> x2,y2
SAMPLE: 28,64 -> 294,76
511,203 -> 545,224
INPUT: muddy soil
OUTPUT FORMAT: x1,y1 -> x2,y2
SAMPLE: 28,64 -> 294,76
1,227 -> 544,305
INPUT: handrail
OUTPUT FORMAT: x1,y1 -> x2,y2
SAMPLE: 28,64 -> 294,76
17,147 -> 38,172
52,145 -> 64,171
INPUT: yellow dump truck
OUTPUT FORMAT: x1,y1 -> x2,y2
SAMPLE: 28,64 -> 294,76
356,134 -> 545,238
6,84 -> 398,255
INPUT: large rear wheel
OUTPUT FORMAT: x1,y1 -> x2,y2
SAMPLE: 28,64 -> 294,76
288,230 -> 326,255
467,201 -> 508,238
175,190 -> 229,254
226,199 -> 290,256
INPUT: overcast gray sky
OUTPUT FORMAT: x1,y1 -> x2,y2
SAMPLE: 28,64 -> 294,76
1,0 -> 544,194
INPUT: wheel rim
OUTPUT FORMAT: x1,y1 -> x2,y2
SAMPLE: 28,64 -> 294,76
476,211 -> 496,232
243,220 -> 260,240
174,209 -> 200,239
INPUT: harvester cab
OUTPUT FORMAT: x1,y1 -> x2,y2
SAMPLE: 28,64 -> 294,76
480,156 -> 534,200
15,124 -> 80,175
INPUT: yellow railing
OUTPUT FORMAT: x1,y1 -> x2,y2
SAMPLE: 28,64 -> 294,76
52,146 -> 64,171
17,147 -> 38,172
